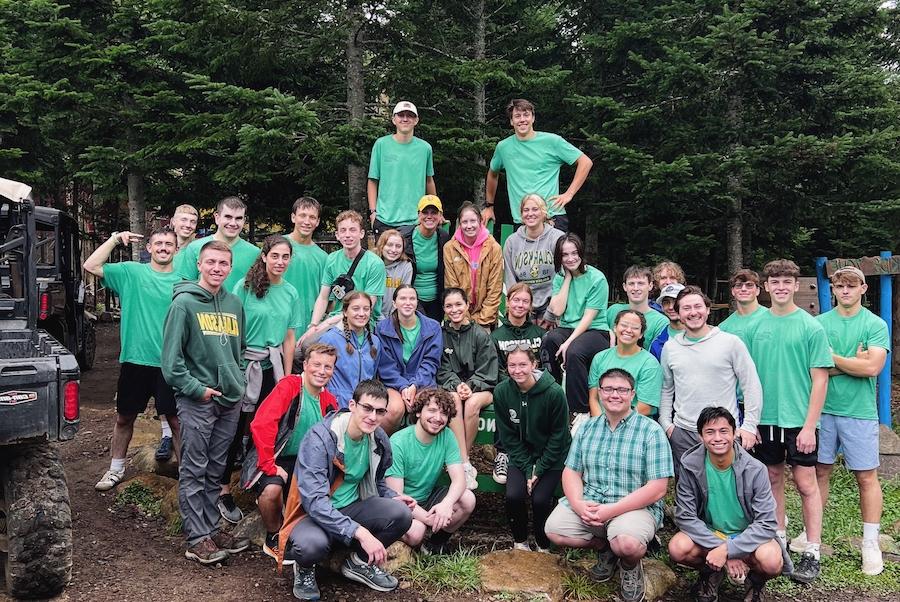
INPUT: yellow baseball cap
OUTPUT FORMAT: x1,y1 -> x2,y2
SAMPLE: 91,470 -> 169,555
417,195 -> 443,213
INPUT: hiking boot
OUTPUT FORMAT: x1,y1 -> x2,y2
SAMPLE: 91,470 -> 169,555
463,462 -> 479,490
211,530 -> 250,554
95,468 -> 125,492
619,559 -> 645,602
743,573 -> 766,602
264,532 -> 295,565
340,552 -> 399,592
790,552 -> 820,584
589,547 -> 617,582
492,452 -> 509,484
789,530 -> 808,554
154,436 -> 173,461
185,537 -> 229,565
217,493 -> 243,524
861,539 -> 884,576
693,567 -> 724,602
292,565 -> 321,601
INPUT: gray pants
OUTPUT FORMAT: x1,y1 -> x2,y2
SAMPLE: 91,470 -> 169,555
669,426 -> 701,478
287,496 -> 412,567
177,396 -> 241,545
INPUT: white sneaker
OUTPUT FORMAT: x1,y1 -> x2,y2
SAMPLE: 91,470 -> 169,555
463,462 -> 479,491
95,469 -> 125,492
570,412 -> 590,437
536,545 -> 551,554
513,542 -> 530,552
789,531 -> 808,554
861,539 -> 884,576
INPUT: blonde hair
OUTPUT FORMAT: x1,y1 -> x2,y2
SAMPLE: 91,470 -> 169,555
374,229 -> 409,262
519,194 -> 548,223
173,204 -> 198,217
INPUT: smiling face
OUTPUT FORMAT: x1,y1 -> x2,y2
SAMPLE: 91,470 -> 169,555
344,294 -> 372,331
382,234 -> 404,262
624,275 -> 651,305
506,349 -> 538,386
418,206 -> 442,231
213,206 -> 246,241
170,211 -> 197,239
443,292 -> 468,325
459,208 -> 481,240
394,287 -> 418,319
351,393 -> 388,434
614,312 -> 644,348
147,232 -> 177,266
509,107 -> 535,138
291,205 -> 320,238
764,275 -> 799,309
520,197 -> 545,228
731,279 -> 759,305
677,293 -> 710,334
303,350 -> 336,390
197,248 -> 232,290
392,110 -> 418,136
417,399 -> 450,436
506,289 -> 532,322
263,242 -> 291,279
661,297 -> 679,322
560,241 -> 582,273
336,217 -> 364,251
598,374 -> 635,419
700,416 -> 735,459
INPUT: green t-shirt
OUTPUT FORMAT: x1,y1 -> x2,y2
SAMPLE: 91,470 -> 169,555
386,426 -> 462,503
704,455 -> 749,537
401,318 -> 421,363
745,308 -> 834,428
606,303 -> 669,351
718,306 -> 769,347
587,347 -> 663,409
284,385 -> 324,457
331,433 -> 370,509
412,228 -> 439,302
321,249 -> 386,320
368,135 -> 435,226
816,307 -> 890,420
284,240 -> 327,335
489,131 -> 584,223
175,234 -> 261,292
101,263 -> 181,366
232,279 -> 302,367
551,265 -> 609,330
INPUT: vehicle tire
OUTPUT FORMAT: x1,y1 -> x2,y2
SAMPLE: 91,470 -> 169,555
77,317 -> 96,371
0,442 -> 72,599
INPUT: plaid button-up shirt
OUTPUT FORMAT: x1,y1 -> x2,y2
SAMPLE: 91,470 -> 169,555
563,411 -> 674,526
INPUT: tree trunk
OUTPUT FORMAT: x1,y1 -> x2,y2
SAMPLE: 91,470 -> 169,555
346,4 -> 367,218
471,0 -> 487,208
724,92 -> 744,275
126,169 -> 145,262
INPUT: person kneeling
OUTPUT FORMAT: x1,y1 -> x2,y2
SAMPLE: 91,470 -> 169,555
280,380 -> 415,600
386,387 -> 476,555
669,406 -> 788,602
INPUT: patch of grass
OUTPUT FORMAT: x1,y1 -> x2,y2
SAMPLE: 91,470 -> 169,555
561,571 -> 615,600
114,481 -> 162,517
395,547 -> 481,594
166,514 -> 183,537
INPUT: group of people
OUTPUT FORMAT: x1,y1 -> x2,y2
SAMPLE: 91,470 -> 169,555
83,95 -> 890,602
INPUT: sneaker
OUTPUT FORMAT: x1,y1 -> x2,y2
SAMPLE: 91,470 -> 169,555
264,532 -> 295,565
340,552 -> 399,592
154,436 -> 173,461
463,462 -> 479,491
211,530 -> 250,554
185,537 -> 229,565
536,545 -> 551,554
619,559 -> 645,602
492,452 -> 509,485
95,468 -> 125,492
292,564 -> 321,601
789,530 -> 808,554
589,547 -> 617,582
693,568 -> 724,602
861,539 -> 884,576
513,541 -> 531,552
217,494 -> 244,524
790,552 -> 820,584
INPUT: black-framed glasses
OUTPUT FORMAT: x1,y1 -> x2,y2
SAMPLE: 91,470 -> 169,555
599,386 -> 633,395
356,402 -> 388,416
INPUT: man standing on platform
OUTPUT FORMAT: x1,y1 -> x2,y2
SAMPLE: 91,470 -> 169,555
284,197 -> 328,336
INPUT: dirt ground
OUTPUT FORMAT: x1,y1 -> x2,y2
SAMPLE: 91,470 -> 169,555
2,323 -> 896,602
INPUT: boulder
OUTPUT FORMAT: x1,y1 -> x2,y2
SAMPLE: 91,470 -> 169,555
880,425 -> 900,455
480,549 -> 568,602
383,541 -> 415,573
227,470 -> 257,512
232,510 -> 267,548
849,534 -> 898,555
642,559 -> 677,602
130,445 -> 179,479
129,414 -> 166,449
159,483 -> 180,526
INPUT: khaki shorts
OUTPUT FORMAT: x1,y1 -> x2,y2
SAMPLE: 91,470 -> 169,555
545,503 -> 657,546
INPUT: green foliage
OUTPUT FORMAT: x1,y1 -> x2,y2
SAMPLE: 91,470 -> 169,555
561,570 -> 616,600
394,546 -> 482,593
114,481 -> 162,517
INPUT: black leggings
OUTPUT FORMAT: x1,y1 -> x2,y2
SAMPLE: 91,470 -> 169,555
505,465 -> 562,549
220,368 -> 276,487
541,327 -> 609,413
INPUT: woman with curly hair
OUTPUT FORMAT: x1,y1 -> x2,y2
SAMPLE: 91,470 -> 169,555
317,290 -> 383,408
218,235 -> 302,523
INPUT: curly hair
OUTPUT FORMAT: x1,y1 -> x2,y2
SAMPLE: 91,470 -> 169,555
243,235 -> 292,298
411,387 -> 457,420
341,290 -> 378,360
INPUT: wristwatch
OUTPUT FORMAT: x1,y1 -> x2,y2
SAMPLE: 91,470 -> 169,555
111,232 -> 121,245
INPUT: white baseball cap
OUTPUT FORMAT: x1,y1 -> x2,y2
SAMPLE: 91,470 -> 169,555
656,283 -> 686,304
392,101 -> 418,116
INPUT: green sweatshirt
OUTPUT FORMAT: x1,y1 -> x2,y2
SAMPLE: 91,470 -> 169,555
161,281 -> 247,406
491,315 -> 546,380
437,321 -> 499,393
493,370 -> 571,477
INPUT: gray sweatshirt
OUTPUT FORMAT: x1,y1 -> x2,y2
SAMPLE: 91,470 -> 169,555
502,224 -> 564,309
381,259 -> 413,320
659,327 -> 762,434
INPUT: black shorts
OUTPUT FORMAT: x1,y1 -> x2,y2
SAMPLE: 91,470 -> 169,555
253,454 -> 296,498
115,362 -> 177,416
752,425 -> 818,467
419,486 -> 449,511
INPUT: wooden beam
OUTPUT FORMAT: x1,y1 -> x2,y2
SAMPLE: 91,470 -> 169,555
826,255 -> 900,276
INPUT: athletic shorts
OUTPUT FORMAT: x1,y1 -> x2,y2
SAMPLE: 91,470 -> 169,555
116,362 -> 177,416
818,414 -> 880,471
418,486 -> 449,511
752,425 -> 818,467
253,454 -> 296,497
544,503 -> 657,546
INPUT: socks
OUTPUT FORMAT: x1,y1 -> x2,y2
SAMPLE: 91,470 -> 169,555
160,416 -> 172,438
805,542 -> 821,560
863,522 -> 880,543
110,458 -> 126,473
775,529 -> 787,547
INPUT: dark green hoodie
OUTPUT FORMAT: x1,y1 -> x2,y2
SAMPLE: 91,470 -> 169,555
161,281 -> 246,406
491,315 -> 546,379
493,370 -> 570,477
437,321 -> 498,393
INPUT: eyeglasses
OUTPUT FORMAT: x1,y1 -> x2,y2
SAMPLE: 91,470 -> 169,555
599,386 -> 633,395
356,402 -> 388,416
732,282 -> 757,290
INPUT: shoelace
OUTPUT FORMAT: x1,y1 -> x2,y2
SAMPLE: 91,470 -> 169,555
298,570 -> 316,586
621,565 -> 641,590
495,454 -> 508,473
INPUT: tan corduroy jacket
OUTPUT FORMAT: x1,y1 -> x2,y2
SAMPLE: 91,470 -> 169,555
443,236 -> 504,328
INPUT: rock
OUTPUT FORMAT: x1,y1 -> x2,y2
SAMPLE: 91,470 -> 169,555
383,541 -> 415,573
879,454 -> 900,479
324,549 -> 352,574
880,425 -> 900,455
232,511 -> 266,548
130,445 -> 179,479
480,549 -> 568,602
228,471 -> 257,512
820,543 -> 834,557
119,474 -> 177,501
129,414 -> 167,449
643,559 -> 677,602
849,535 -> 898,554
159,484 -> 180,526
